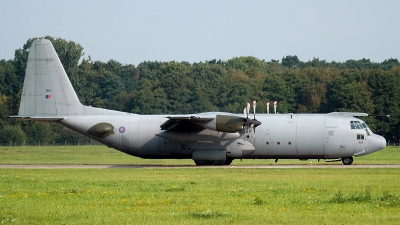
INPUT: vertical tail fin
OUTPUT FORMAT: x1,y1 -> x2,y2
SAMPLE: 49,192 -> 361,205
18,39 -> 83,117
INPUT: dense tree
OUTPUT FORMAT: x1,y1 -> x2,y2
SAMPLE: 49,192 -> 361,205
21,122 -> 55,144
367,68 -> 400,139
1,37 -> 400,144
262,74 -> 295,113
282,55 -> 300,68
0,126 -> 25,144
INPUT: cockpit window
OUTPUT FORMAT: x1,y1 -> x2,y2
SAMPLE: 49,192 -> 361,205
350,121 -> 371,135
350,121 -> 356,129
361,123 -> 371,135
350,121 -> 363,129
350,121 -> 371,136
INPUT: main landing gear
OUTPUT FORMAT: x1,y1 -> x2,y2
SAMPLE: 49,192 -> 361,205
194,158 -> 233,166
341,156 -> 354,165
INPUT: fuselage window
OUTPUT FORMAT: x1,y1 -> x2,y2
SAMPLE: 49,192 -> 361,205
357,134 -> 365,140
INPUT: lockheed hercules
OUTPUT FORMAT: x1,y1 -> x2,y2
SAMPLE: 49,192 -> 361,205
10,39 -> 387,165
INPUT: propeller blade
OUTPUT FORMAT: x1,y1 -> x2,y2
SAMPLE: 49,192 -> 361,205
246,102 -> 250,118
253,100 -> 256,120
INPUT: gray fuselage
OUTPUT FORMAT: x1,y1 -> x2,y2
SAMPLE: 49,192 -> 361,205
60,112 -> 385,161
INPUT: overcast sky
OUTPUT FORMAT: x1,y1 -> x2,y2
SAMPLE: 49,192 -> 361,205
1,0 -> 399,66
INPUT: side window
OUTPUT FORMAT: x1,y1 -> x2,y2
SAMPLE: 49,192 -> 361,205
361,123 -> 371,136
357,134 -> 365,140
350,121 -> 355,129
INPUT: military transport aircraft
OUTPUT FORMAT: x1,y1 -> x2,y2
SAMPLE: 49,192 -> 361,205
10,39 -> 387,165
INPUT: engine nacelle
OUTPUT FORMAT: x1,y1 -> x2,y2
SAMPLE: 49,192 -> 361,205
215,115 -> 245,133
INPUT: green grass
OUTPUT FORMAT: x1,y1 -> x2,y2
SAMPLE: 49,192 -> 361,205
0,146 -> 399,224
0,145 -> 399,165
1,169 -> 399,224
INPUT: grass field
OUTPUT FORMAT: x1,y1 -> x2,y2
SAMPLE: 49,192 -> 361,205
0,146 -> 399,224
1,168 -> 400,224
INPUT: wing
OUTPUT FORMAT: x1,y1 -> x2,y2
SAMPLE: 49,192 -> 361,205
160,115 -> 214,130
160,113 -> 252,133
158,114 -> 244,142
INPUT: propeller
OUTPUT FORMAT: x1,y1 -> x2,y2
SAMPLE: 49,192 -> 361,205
243,100 -> 262,137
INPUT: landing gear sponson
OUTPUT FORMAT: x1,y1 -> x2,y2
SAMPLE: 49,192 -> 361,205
194,158 -> 233,166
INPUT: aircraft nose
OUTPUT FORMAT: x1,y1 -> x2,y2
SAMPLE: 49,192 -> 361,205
369,134 -> 386,153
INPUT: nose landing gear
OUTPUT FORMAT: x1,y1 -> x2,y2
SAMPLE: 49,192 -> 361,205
341,156 -> 354,165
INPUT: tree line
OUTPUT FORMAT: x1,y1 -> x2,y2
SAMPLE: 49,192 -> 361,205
0,37 -> 399,144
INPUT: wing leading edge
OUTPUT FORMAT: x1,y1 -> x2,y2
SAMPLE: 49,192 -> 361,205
160,115 -> 214,130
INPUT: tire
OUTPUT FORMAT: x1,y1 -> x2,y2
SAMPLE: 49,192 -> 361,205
213,160 -> 225,166
341,157 -> 354,165
224,158 -> 233,165
194,160 -> 209,166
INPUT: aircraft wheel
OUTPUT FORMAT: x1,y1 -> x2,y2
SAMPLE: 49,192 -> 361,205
213,160 -> 226,166
341,157 -> 354,165
194,160 -> 209,166
224,158 -> 233,165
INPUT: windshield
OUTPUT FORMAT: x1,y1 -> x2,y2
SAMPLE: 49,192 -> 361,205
350,120 -> 372,135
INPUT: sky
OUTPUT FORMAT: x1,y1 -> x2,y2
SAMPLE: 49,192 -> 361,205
1,0 -> 400,66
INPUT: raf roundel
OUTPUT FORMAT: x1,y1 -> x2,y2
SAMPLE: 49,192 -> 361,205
119,126 -> 126,133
